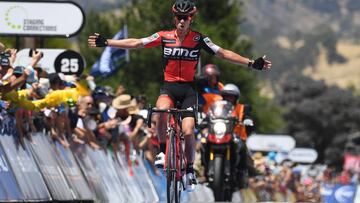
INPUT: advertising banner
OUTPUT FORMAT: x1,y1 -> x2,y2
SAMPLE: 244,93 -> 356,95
0,1 -> 84,37
0,134 -> 51,201
344,154 -> 360,172
116,152 -> 146,203
132,155 -> 159,203
288,148 -> 318,163
143,160 -> 167,202
71,143 -> 108,203
0,143 -> 23,201
247,134 -> 296,152
52,141 -> 94,201
28,133 -> 73,201
86,147 -> 127,203
321,183 -> 357,203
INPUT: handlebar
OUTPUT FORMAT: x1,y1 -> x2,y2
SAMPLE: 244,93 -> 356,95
146,105 -> 196,128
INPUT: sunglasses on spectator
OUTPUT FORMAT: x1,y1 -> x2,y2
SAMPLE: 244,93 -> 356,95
175,15 -> 192,21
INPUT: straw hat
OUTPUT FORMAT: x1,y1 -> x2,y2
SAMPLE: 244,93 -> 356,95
112,94 -> 133,109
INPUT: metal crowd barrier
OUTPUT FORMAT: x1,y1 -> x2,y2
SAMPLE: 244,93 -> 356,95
0,132 -> 160,203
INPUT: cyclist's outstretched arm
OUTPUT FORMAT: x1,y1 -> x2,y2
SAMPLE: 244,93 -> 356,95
88,33 -> 144,49
215,47 -> 272,70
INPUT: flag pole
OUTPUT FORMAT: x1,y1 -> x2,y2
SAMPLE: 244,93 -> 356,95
124,24 -> 130,63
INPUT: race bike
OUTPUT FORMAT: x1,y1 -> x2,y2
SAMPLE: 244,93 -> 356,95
200,100 -> 244,201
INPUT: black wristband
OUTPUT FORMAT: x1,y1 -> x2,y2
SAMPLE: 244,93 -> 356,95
248,60 -> 254,68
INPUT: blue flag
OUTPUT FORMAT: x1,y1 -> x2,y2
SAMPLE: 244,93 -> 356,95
91,26 -> 129,77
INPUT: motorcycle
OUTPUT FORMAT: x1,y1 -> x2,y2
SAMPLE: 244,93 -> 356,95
200,100 -> 245,201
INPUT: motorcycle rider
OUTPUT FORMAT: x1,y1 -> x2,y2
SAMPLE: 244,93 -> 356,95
220,83 -> 254,188
197,64 -> 224,113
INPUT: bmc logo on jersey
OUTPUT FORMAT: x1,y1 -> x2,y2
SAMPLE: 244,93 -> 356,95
163,47 -> 200,60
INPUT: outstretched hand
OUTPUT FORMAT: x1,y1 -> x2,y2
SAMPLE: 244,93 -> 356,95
252,55 -> 272,70
88,33 -> 108,47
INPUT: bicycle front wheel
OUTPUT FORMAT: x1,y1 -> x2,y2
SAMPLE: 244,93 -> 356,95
167,130 -> 181,203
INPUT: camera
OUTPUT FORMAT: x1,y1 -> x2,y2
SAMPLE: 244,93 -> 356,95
29,49 -> 44,58
0,52 -> 11,67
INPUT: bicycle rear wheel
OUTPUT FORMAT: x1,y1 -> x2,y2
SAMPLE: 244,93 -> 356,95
167,130 -> 181,203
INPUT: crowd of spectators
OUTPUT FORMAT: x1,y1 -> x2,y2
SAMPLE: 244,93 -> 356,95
238,152 -> 359,202
0,42 -> 160,176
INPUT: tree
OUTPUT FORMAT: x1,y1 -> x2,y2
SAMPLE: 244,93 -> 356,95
280,76 -> 360,166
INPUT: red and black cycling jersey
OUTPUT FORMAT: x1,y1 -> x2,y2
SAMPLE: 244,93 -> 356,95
141,29 -> 220,82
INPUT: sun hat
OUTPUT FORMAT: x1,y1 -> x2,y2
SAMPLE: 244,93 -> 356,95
112,94 -> 133,110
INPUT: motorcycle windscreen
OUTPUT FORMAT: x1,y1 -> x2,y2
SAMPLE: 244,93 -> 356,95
208,100 -> 234,118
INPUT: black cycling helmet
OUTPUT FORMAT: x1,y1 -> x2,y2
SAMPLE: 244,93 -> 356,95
172,0 -> 197,15
201,64 -> 220,82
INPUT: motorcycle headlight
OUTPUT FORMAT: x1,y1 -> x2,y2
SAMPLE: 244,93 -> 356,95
213,122 -> 227,138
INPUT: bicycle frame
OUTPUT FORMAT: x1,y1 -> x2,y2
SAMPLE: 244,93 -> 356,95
147,107 -> 195,203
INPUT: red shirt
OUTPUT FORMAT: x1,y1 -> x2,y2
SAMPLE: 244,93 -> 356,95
142,29 -> 220,82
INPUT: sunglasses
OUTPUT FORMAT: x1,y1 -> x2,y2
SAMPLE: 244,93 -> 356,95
175,15 -> 192,21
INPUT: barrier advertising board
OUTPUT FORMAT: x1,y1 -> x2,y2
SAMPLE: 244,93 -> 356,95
86,147 -> 127,203
0,1 -> 85,37
71,144 -> 108,203
0,144 -> 23,201
28,133 -> 74,201
53,141 -> 94,201
321,183 -> 357,203
116,152 -> 147,203
131,155 -> 160,203
0,134 -> 51,201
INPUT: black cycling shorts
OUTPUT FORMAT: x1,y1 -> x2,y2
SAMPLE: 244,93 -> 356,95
159,81 -> 196,118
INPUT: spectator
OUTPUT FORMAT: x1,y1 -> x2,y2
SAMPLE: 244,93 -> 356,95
115,84 -> 126,96
135,94 -> 148,119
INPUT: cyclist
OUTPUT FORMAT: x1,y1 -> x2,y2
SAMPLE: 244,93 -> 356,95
88,0 -> 271,191
220,83 -> 254,188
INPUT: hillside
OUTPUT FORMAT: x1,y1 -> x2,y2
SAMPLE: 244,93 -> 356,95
303,41 -> 360,90
241,0 -> 360,92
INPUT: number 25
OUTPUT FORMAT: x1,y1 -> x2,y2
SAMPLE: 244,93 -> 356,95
61,58 -> 79,73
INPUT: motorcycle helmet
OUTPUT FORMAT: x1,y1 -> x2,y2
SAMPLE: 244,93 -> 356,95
221,83 -> 240,101
172,0 -> 197,15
